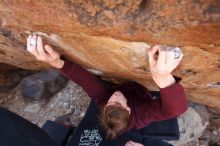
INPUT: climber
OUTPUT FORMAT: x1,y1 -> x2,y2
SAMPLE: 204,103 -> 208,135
26,33 -> 188,142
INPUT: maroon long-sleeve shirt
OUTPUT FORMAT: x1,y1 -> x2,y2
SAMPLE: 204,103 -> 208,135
61,59 -> 188,131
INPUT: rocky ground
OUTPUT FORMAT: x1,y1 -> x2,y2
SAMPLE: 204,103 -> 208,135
0,78 -> 220,146
0,81 -> 90,127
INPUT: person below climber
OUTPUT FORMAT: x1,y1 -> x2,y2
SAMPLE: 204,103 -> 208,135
26,33 -> 188,145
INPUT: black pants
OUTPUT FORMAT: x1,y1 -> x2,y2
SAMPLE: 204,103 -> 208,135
0,100 -> 178,146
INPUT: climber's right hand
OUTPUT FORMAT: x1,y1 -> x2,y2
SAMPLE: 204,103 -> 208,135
27,34 -> 64,69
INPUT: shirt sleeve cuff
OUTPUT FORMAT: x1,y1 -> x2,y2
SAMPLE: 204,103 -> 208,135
159,76 -> 184,96
60,57 -> 76,75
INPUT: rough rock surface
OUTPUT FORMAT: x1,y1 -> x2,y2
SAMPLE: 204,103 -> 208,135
0,63 -> 37,93
20,69 -> 68,101
169,104 -> 209,146
1,81 -> 90,127
0,1 -> 220,108
208,107 -> 220,128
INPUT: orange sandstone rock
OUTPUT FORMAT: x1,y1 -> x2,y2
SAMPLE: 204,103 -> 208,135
0,0 -> 219,108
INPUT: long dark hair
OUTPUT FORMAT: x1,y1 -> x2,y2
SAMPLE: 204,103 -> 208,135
99,104 -> 130,139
